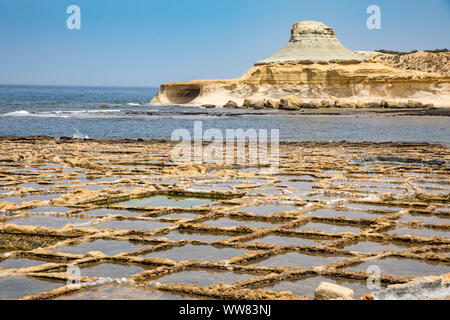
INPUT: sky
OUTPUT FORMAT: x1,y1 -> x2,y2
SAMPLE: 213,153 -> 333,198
0,0 -> 449,87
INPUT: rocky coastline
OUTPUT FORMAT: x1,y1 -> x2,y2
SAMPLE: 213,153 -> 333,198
151,21 -> 450,108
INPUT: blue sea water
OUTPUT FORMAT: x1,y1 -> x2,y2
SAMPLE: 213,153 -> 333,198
0,85 -> 448,143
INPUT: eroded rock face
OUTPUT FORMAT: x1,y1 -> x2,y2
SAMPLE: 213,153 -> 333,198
357,51 -> 450,76
151,21 -> 450,107
257,21 -> 364,65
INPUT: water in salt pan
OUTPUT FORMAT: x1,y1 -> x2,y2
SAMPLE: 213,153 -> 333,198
95,219 -> 170,232
155,231 -> 229,242
240,204 -> 298,216
0,276 -> 61,300
297,222 -> 361,234
84,208 -> 140,217
160,212 -> 198,219
347,203 -> 403,212
247,235 -> 325,247
80,263 -> 145,278
343,241 -> 408,254
55,284 -> 191,300
57,240 -> 148,256
120,196 -> 213,208
400,214 -> 450,224
189,184 -> 232,192
157,270 -> 253,287
142,244 -> 246,261
0,258 -> 44,270
262,276 -> 383,298
306,208 -> 377,219
6,215 -> 90,229
27,206 -> 72,213
17,183 -> 54,190
347,258 -> 449,277
255,252 -> 345,268
277,181 -> 315,190
203,218 -> 280,229
1,194 -> 62,204
248,189 -> 284,196
388,227 -> 450,239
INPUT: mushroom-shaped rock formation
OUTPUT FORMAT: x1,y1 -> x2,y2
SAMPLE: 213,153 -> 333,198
256,21 -> 364,65
151,21 -> 450,107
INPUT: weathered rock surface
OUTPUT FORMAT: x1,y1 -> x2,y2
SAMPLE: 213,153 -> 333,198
357,51 -> 450,76
151,21 -> 450,108
373,273 -> 450,300
314,282 -> 354,300
223,100 -> 238,108
257,21 -> 364,65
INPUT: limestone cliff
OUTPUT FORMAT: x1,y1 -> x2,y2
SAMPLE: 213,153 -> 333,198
151,21 -> 450,108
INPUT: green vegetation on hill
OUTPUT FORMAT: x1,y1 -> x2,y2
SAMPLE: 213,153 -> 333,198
376,49 -> 448,55
375,50 -> 418,55
423,48 -> 448,53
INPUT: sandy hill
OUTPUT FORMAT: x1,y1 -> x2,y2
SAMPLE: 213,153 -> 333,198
357,51 -> 450,76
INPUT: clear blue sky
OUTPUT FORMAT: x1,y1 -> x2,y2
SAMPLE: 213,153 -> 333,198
1,0 -> 449,86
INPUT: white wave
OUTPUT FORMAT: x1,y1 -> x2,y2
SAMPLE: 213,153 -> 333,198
0,109 -> 122,118
72,130 -> 89,139
1,110 -> 32,116
127,102 -> 141,106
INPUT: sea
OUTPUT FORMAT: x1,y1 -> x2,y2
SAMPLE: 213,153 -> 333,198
0,85 -> 448,144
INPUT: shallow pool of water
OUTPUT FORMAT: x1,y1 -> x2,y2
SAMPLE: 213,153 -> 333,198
347,258 -> 449,277
84,208 -> 140,217
254,252 -> 345,268
0,258 -> 44,270
81,263 -> 145,278
297,222 -> 361,234
306,209 -> 377,220
57,240 -> 148,256
155,231 -> 229,242
17,183 -> 55,190
343,241 -> 408,254
7,215 -> 89,229
120,196 -> 213,208
277,181 -> 315,190
263,276 -> 382,298
160,212 -> 198,219
347,203 -> 402,212
54,284 -> 192,300
95,219 -> 170,232
388,227 -> 450,239
1,194 -> 63,205
240,205 -> 298,216
156,270 -> 252,287
400,214 -> 450,225
247,235 -> 325,247
203,218 -> 279,229
27,206 -> 72,213
0,276 -> 61,299
142,244 -> 246,262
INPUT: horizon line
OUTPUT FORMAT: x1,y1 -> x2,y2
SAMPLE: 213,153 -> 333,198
0,83 -> 160,89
